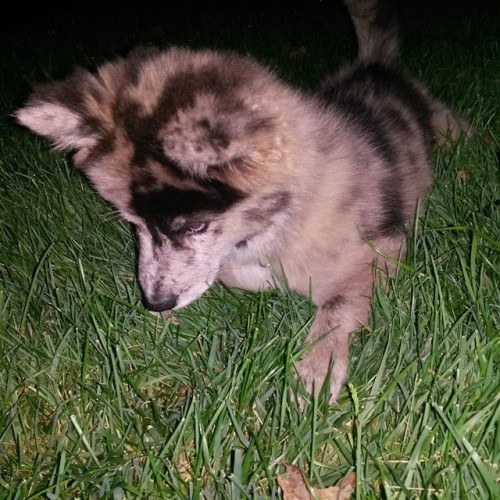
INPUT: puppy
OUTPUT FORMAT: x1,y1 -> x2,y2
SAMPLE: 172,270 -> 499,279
16,0 -> 469,402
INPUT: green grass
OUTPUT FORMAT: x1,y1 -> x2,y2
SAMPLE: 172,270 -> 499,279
0,1 -> 499,498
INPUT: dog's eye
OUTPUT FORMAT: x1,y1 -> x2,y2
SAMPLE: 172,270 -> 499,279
186,222 -> 208,235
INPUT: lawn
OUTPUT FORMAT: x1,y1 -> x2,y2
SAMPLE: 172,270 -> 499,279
0,1 -> 498,498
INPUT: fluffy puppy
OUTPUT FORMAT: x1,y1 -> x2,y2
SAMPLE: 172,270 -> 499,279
16,0 -> 469,402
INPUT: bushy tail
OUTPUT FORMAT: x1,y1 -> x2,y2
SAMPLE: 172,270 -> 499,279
344,0 -> 473,143
344,0 -> 399,65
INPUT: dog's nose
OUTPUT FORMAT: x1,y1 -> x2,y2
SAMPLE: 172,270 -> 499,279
144,293 -> 178,312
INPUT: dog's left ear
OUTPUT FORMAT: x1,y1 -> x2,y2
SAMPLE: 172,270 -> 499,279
158,101 -> 276,178
15,67 -> 118,152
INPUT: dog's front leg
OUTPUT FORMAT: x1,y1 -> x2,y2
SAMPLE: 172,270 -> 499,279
295,290 -> 372,404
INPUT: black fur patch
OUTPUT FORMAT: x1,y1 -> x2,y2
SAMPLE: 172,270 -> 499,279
320,62 -> 433,158
123,47 -> 163,86
157,67 -> 243,122
235,238 -> 249,249
336,94 -> 399,166
131,180 -> 244,244
322,295 -> 346,311
358,172 -> 405,238
115,101 -> 165,168
378,175 -> 405,235
198,118 -> 231,150
81,132 -> 117,166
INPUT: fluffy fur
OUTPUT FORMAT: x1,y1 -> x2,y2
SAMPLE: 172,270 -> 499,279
16,0 -> 469,402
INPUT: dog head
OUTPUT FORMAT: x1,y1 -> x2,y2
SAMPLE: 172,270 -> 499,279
16,47 -> 296,311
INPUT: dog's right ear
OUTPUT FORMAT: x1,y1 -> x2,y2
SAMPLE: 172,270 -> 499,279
15,67 -> 117,151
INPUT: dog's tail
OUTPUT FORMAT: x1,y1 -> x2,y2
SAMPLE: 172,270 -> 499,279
344,0 -> 399,65
344,0 -> 473,142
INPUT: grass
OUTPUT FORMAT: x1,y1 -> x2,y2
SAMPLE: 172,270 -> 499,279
0,0 -> 499,498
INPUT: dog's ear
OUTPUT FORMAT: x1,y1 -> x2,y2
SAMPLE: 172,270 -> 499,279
15,67 -> 118,151
158,98 -> 276,178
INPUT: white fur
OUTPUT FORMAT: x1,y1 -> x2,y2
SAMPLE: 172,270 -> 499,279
16,104 -> 97,149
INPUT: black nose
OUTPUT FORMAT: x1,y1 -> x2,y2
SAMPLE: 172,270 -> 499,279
144,293 -> 178,312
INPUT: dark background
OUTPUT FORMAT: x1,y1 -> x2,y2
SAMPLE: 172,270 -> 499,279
1,0 -> 498,121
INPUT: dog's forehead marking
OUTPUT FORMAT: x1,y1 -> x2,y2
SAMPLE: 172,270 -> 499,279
131,179 -> 244,250
130,177 -> 244,242
131,180 -> 243,220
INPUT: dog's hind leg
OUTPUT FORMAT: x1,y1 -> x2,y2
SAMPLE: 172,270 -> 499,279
429,98 -> 474,145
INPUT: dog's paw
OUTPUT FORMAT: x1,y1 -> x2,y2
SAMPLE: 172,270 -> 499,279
295,348 -> 348,405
